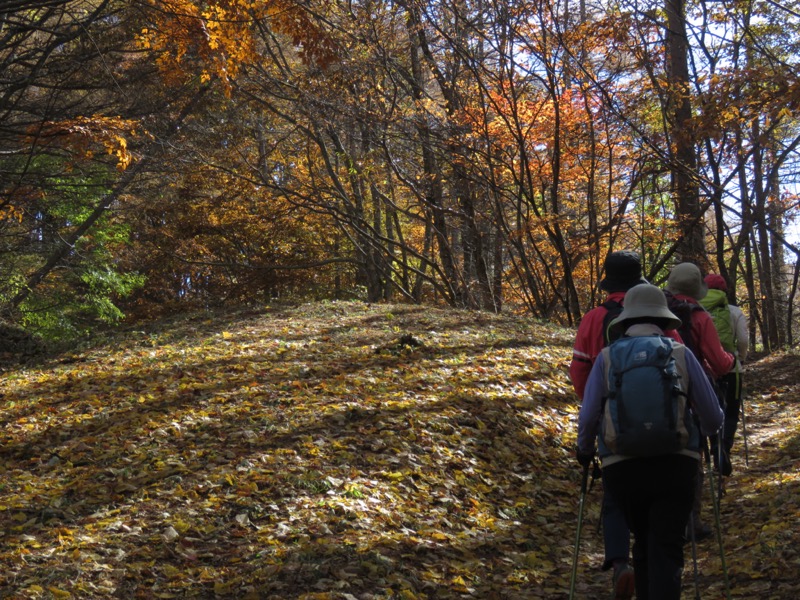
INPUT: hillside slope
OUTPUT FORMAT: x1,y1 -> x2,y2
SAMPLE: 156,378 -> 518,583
1,302 -> 798,599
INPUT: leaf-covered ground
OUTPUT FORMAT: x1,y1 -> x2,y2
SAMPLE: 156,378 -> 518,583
1,302 -> 798,599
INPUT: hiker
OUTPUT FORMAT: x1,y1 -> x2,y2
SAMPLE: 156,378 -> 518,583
569,251 -> 681,599
663,263 -> 734,381
576,283 -> 724,600
663,262 -> 735,540
700,273 -> 749,476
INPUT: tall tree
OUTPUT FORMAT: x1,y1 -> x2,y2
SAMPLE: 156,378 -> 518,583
665,0 -> 706,265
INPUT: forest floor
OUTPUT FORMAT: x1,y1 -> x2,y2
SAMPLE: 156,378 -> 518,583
0,301 -> 798,599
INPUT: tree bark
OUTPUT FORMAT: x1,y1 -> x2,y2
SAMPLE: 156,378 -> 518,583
665,0 -> 706,266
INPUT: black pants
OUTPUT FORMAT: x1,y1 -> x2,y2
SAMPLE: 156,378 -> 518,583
711,371 -> 742,474
720,371 -> 742,452
602,455 -> 698,600
601,487 -> 631,570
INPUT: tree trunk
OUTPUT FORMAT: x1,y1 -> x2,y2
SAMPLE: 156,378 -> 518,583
406,12 -> 460,306
665,0 -> 705,266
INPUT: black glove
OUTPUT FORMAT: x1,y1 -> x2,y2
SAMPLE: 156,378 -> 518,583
576,447 -> 595,468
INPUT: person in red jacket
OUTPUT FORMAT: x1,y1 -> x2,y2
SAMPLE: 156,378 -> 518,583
663,262 -> 735,540
664,263 -> 734,380
571,251 -> 646,397
570,251 -> 682,599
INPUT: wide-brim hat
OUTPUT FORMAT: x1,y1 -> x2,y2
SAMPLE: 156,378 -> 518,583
599,250 -> 649,292
665,262 -> 708,300
609,283 -> 683,333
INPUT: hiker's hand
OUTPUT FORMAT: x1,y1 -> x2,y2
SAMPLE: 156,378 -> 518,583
576,448 -> 595,468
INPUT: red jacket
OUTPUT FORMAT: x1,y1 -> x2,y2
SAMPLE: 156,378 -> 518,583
668,292 -> 735,380
569,292 -> 682,399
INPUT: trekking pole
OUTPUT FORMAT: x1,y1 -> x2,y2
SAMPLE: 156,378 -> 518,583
592,460 -> 603,536
569,463 -> 590,600
715,381 -> 727,501
740,397 -> 749,466
736,371 -> 750,467
717,435 -> 725,502
595,496 -> 603,536
705,447 -> 731,599
689,510 -> 701,600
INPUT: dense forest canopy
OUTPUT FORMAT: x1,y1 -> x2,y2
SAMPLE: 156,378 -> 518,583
1,0 -> 799,349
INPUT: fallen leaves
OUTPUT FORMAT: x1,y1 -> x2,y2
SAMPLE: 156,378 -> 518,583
0,302 -> 798,598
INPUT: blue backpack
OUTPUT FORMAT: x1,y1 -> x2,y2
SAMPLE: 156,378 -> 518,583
599,335 -> 696,457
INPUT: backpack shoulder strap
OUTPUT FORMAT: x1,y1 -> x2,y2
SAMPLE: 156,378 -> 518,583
601,299 -> 624,346
669,341 -> 689,395
664,291 -> 704,353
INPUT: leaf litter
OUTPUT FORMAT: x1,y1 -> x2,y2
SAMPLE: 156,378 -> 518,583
0,301 -> 798,599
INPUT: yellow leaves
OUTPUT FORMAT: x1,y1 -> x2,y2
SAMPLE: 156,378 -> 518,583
0,203 -> 24,223
426,530 -> 450,542
172,518 -> 193,535
136,0 -> 289,92
27,116 -> 138,171
111,135 -> 131,171
55,527 -> 74,546
213,579 -> 236,595
138,27 -> 152,49
3,302 -> 797,598
162,564 -> 182,579
238,481 -> 259,496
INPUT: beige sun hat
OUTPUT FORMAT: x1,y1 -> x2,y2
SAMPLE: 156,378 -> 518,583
609,283 -> 683,333
665,262 -> 708,300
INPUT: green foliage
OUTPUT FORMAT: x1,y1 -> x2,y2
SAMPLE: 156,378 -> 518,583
19,265 -> 145,342
21,267 -> 144,341
1,155 -> 145,342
